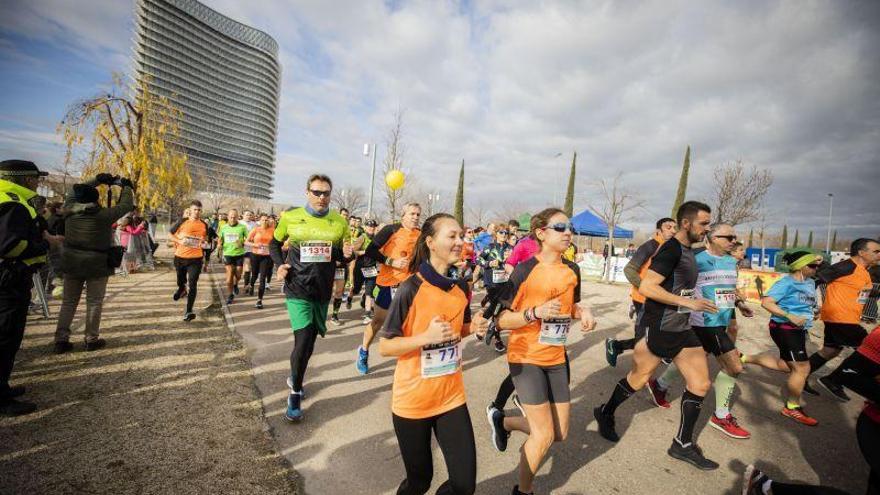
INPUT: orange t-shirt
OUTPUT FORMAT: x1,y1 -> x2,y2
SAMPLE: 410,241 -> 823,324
248,226 -> 274,255
629,233 -> 664,304
171,219 -> 208,259
379,267 -> 471,419
461,240 -> 475,263
370,224 -> 421,287
502,257 -> 581,366
819,259 -> 872,324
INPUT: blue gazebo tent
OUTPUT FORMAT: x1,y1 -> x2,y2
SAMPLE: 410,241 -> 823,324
570,209 -> 634,239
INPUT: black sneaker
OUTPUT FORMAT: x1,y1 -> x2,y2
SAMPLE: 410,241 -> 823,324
331,315 -> 341,326
233,284 -> 239,295
487,404 -> 509,452
183,312 -> 196,322
85,339 -> 106,351
818,376 -> 850,402
605,338 -> 619,367
742,464 -> 770,495
346,298 -> 352,310
802,380 -> 820,396
0,398 -> 37,417
53,341 -> 73,354
226,294 -> 234,305
667,441 -> 719,470
594,406 -> 620,442
173,287 -> 187,301
255,300 -> 263,309
485,320 -> 499,347
494,339 -> 506,353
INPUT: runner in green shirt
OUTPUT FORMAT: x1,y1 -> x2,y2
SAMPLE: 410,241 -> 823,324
218,209 -> 249,305
269,174 -> 353,422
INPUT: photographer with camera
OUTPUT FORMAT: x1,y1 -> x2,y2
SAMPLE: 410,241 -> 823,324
53,173 -> 134,354
0,159 -> 52,416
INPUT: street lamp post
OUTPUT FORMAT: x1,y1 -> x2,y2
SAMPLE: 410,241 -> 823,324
825,193 -> 834,253
364,143 -> 378,220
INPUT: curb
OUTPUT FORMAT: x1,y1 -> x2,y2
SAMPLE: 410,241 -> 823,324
207,269 -> 237,334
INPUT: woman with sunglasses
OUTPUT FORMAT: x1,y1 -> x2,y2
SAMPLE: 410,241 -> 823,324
488,208 -> 596,495
378,213 -> 487,495
743,251 -> 824,426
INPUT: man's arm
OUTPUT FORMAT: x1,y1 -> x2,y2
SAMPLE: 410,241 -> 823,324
364,225 -> 396,263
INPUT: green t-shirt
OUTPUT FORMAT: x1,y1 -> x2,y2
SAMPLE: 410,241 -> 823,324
219,223 -> 248,256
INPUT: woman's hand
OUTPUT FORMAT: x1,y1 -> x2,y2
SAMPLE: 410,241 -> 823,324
420,316 -> 453,346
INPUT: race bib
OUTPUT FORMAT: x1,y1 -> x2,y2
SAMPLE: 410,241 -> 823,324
252,244 -> 269,255
300,241 -> 332,263
182,236 -> 202,248
714,288 -> 737,309
678,289 -> 695,314
420,340 -> 461,378
539,317 -> 572,346
361,266 -> 378,278
858,288 -> 871,305
334,268 -> 346,280
492,269 -> 509,284
224,233 -> 240,244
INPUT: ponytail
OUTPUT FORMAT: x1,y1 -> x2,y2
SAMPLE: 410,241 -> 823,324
408,213 -> 456,274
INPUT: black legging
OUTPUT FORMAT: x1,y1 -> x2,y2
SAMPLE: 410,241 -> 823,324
249,254 -> 273,299
289,323 -> 319,392
175,258 -> 202,313
493,352 -> 571,409
392,404 -> 476,495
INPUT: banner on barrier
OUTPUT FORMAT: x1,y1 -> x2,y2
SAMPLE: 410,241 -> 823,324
738,269 -> 784,303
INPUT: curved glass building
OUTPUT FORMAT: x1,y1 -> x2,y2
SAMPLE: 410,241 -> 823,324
134,0 -> 280,199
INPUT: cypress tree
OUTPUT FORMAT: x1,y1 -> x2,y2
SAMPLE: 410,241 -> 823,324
748,228 -> 754,248
563,151 -> 576,217
454,159 -> 464,226
792,229 -> 799,247
671,145 -> 691,219
807,230 -> 814,248
831,230 -> 838,251
780,225 -> 788,249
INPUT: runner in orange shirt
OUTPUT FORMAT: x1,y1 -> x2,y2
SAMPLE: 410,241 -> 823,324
378,213 -> 487,495
246,214 -> 275,309
169,200 -> 214,322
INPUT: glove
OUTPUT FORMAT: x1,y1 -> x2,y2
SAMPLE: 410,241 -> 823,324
96,173 -> 115,185
119,177 -> 134,189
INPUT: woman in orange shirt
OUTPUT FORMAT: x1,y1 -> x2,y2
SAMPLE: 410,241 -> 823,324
378,213 -> 487,495
246,214 -> 276,309
490,207 -> 597,495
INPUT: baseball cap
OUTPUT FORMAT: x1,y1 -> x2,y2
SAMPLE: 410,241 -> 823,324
0,159 -> 48,177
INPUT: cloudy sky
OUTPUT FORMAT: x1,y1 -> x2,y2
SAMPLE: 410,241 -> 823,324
1,0 -> 878,237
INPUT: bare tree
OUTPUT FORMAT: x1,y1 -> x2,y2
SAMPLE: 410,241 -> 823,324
195,163 -> 249,215
712,160 -> 773,226
492,201 -> 528,226
466,200 -> 491,228
332,187 -> 368,215
589,173 -> 646,282
382,108 -> 406,221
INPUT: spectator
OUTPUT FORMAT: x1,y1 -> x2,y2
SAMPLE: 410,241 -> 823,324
148,211 -> 158,238
54,173 -> 134,354
625,243 -> 636,258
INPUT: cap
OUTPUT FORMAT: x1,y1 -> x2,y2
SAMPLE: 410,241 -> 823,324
0,160 -> 48,177
365,219 -> 378,227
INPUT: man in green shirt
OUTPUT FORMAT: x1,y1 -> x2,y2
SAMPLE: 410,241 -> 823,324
270,174 -> 352,422
218,209 -> 249,305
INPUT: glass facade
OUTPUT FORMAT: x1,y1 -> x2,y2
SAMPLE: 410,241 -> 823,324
134,0 -> 280,199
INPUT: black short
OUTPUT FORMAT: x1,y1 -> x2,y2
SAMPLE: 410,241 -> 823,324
644,326 -> 702,360
823,322 -> 868,349
769,321 -> 808,362
633,301 -> 645,339
509,362 -> 570,405
223,255 -> 245,266
174,256 -> 203,269
693,326 -> 737,357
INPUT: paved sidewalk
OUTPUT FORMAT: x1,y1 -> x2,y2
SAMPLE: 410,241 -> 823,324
1,259 -> 299,494
223,276 -> 870,495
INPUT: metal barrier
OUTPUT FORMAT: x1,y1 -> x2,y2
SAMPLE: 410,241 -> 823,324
862,283 -> 880,323
32,273 -> 49,318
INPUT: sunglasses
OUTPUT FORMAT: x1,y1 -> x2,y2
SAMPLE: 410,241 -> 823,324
498,230 -> 509,235
545,222 -> 574,233
713,235 -> 737,241
309,189 -> 331,198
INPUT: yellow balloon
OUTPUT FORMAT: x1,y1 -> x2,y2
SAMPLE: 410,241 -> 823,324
386,170 -> 405,190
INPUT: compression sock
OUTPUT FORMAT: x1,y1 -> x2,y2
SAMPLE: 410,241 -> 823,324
807,352 -> 829,375
656,363 -> 681,391
332,298 -> 342,316
785,400 -> 800,410
713,371 -> 736,418
676,390 -> 705,446
602,378 -> 636,415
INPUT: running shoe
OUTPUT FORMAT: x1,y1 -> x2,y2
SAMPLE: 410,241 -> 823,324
84,339 -> 107,351
709,414 -> 750,439
781,406 -> 818,426
226,294 -> 234,305
605,338 -> 619,367
331,315 -> 342,326
173,287 -> 187,301
802,381 -> 820,396
486,404 -> 509,452
53,341 -> 73,354
246,285 -> 254,296
255,300 -> 263,309
593,406 -> 620,442
512,394 -> 526,417
818,376 -> 850,402
356,346 -> 369,375
494,339 -> 506,353
286,377 -> 305,399
667,441 -> 718,470
346,298 -> 352,310
742,464 -> 770,495
484,320 -> 499,347
646,379 -> 671,408
233,284 -> 239,295
285,392 -> 303,422
183,312 -> 196,322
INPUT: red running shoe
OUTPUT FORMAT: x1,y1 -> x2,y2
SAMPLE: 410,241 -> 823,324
781,406 -> 818,426
646,379 -> 671,408
710,413 -> 751,439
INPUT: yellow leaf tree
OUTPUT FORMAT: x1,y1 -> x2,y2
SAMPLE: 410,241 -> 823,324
58,73 -> 192,213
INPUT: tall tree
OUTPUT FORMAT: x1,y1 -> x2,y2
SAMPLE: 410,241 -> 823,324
807,231 -> 814,248
747,228 -> 754,248
588,173 -> 645,282
331,187 -> 368,216
563,151 -> 576,216
454,160 -> 464,225
382,108 -> 406,221
670,145 -> 691,219
59,73 -> 191,212
832,230 -> 838,251
712,160 -> 774,225
792,229 -> 800,247
780,225 -> 788,249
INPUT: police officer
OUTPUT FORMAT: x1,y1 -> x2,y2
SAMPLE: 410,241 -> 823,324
0,159 -> 51,416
